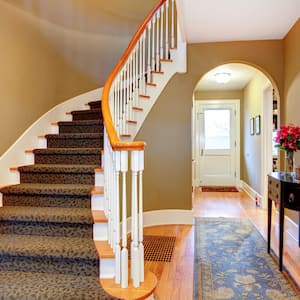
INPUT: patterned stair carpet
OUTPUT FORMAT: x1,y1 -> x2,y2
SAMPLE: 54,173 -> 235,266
0,100 -> 117,299
194,218 -> 300,300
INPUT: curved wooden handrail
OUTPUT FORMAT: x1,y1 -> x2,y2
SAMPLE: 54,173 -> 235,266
102,0 -> 166,151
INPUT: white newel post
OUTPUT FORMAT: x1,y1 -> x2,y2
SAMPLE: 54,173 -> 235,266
131,150 -> 144,287
138,150 -> 145,282
114,151 -> 121,284
121,150 -> 129,288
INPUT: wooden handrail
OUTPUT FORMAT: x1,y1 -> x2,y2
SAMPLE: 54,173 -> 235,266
102,0 -> 166,151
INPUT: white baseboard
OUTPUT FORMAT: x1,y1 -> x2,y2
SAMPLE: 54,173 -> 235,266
240,180 -> 263,206
240,180 -> 299,243
126,209 -> 193,233
275,210 -> 299,243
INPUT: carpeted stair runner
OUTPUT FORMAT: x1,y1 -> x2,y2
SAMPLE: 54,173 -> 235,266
0,101 -> 117,299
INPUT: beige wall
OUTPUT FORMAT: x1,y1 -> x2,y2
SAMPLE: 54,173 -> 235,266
0,0 -> 155,155
283,19 -> 300,223
136,40 -> 284,211
242,73 -> 270,194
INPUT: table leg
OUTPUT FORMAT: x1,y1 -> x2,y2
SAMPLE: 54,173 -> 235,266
298,212 -> 300,247
267,198 -> 272,253
279,204 -> 284,271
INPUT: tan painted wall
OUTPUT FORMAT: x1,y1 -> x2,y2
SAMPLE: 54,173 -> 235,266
283,19 -> 300,223
136,40 -> 284,211
0,0 -> 155,155
242,73 -> 270,194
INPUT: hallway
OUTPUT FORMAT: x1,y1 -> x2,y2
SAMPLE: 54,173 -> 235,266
144,189 -> 300,299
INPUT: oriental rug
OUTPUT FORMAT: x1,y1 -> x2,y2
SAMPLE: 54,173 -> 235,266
194,218 -> 300,299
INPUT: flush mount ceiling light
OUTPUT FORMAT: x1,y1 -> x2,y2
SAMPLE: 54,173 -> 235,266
214,72 -> 231,84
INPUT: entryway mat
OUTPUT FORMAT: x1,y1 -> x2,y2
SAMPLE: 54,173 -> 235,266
128,235 -> 176,262
200,186 -> 239,192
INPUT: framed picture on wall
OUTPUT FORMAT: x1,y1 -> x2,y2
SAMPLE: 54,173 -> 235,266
255,115 -> 261,135
250,118 -> 254,135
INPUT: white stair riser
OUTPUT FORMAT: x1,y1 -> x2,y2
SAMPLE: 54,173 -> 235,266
93,222 -> 108,241
25,152 -> 34,165
91,194 -> 104,210
38,137 -> 47,149
100,258 -> 115,279
51,124 -> 59,134
95,172 -> 104,186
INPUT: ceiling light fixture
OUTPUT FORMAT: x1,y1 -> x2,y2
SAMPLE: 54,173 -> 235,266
214,72 -> 231,84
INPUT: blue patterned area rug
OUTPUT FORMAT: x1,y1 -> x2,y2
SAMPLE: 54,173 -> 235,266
194,218 -> 300,300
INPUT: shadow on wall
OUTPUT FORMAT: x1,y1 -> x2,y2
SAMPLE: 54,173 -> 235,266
4,0 -> 156,84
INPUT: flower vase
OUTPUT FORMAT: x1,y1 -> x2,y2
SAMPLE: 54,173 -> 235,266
285,150 -> 294,173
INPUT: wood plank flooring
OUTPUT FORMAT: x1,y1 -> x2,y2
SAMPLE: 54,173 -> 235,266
143,188 -> 300,300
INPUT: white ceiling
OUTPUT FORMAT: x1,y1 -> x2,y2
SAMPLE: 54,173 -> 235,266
195,63 -> 264,91
177,0 -> 300,43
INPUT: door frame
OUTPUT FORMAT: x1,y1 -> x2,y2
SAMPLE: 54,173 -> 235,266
193,99 -> 240,187
260,85 -> 276,209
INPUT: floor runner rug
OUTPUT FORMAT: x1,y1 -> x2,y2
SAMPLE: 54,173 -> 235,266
194,218 -> 300,299
200,186 -> 239,192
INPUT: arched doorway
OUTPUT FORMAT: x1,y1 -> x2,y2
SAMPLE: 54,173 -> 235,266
192,63 -> 280,209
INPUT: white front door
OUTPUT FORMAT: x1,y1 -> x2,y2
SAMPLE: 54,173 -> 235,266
195,100 -> 240,186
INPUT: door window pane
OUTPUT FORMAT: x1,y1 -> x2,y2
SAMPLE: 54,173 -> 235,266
204,109 -> 230,150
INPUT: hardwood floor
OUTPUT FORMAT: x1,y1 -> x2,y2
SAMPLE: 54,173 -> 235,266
144,188 -> 300,300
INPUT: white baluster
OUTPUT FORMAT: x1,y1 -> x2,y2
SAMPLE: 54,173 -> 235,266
160,6 -> 164,60
144,31 -> 147,95
171,0 -> 175,49
151,15 -> 156,72
115,151 -> 121,284
139,39 -> 142,95
121,151 -> 128,288
103,129 -> 109,216
138,150 -> 144,282
131,150 -> 140,287
165,0 -> 169,59
147,23 -> 151,84
156,10 -> 160,71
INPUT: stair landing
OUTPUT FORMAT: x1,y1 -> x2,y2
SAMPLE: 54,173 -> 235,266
100,270 -> 157,300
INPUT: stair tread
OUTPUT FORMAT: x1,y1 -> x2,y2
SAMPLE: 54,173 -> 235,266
0,206 -> 93,224
71,108 -> 101,114
92,210 -> 107,223
87,100 -> 101,106
0,234 -> 98,260
33,147 -> 103,154
95,240 -> 115,259
0,183 -> 93,195
58,119 -> 103,126
45,133 -> 103,139
0,271 -> 116,299
18,164 -> 101,173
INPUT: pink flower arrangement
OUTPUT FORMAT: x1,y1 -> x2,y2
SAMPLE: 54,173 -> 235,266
275,125 -> 300,152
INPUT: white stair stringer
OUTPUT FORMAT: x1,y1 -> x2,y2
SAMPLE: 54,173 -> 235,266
0,88 -> 103,187
125,43 -> 187,140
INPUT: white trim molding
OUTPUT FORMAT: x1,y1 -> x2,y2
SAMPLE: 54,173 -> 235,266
126,209 -> 193,232
241,180 -> 299,243
275,210 -> 299,243
0,88 -> 102,187
240,180 -> 263,206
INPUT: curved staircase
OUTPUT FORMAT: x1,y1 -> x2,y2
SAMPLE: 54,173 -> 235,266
0,100 -> 117,299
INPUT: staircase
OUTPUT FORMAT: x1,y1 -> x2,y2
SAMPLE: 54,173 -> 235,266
0,101 -> 117,299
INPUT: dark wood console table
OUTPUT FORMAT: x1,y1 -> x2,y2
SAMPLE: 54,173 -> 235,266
267,172 -> 300,271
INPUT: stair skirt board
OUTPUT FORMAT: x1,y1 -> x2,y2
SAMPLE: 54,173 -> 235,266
0,88 -> 103,187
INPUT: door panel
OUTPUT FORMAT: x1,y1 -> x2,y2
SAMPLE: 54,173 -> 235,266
196,101 -> 239,186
